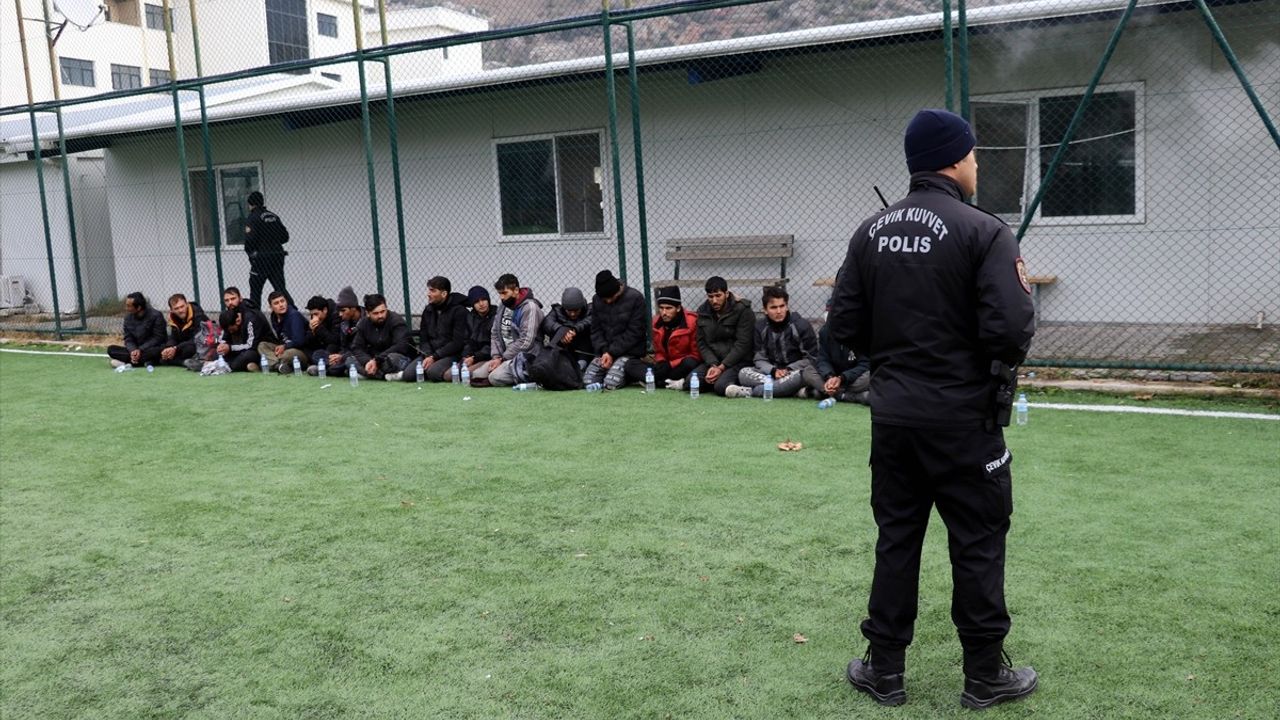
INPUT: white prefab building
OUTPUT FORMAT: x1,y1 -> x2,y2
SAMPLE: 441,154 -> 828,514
1,0 -> 1276,341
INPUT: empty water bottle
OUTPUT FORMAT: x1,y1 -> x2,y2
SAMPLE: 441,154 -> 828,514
689,372 -> 700,399
349,363 -> 359,387
585,382 -> 603,393
415,361 -> 425,384
512,383 -> 539,392
762,377 -> 774,401
460,363 -> 471,385
260,353 -> 270,375
818,397 -> 836,410
1015,392 -> 1029,426
215,355 -> 230,372
145,363 -> 154,373
450,362 -> 460,384
292,356 -> 302,376
644,367 -> 655,394
317,358 -> 327,378
114,363 -> 133,373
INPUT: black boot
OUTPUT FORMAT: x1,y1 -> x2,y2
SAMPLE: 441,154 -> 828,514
960,651 -> 1037,710
846,649 -> 906,706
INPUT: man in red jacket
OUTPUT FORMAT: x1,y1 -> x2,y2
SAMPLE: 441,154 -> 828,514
650,286 -> 702,389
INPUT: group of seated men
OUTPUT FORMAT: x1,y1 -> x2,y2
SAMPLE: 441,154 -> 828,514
105,270 -> 870,403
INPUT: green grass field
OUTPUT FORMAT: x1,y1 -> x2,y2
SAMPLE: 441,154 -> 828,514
2,351 -> 1277,719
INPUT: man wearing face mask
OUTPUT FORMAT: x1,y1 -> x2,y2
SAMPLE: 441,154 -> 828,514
472,273 -> 543,387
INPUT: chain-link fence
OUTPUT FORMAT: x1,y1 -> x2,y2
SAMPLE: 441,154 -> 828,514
1,0 -> 1276,371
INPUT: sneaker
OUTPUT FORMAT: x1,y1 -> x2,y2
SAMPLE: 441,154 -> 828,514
246,362 -> 260,373
960,664 -> 1038,710
384,371 -> 404,382
665,378 -> 684,391
109,359 -> 125,368
306,365 -> 319,377
725,384 -> 753,399
847,654 -> 906,707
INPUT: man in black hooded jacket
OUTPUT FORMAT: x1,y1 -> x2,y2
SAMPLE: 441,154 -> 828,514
403,276 -> 469,382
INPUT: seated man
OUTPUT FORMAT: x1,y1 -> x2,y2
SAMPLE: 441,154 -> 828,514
403,276 -> 469,382
726,285 -> 821,399
222,285 -> 277,346
107,292 -> 167,368
258,291 -> 310,374
583,270 -> 647,390
159,292 -> 208,366
692,276 -> 755,396
351,293 -> 412,381
216,305 -> 271,372
310,286 -> 363,376
302,294 -> 338,373
472,273 -> 543,387
457,285 -> 496,381
649,286 -> 702,387
540,287 -> 594,373
817,302 -> 871,405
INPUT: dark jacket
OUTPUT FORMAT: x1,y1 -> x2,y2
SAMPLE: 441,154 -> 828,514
541,304 -> 595,361
270,305 -> 309,350
124,307 -> 167,353
329,309 -> 365,355
244,206 -> 289,260
816,322 -> 870,387
352,311 -> 411,366
219,308 -> 273,355
752,312 -> 818,374
829,172 -> 1035,429
415,292 -> 469,360
165,302 -> 208,356
304,300 -> 339,354
590,285 -> 648,358
695,294 -> 754,368
464,307 -> 495,361
653,308 -> 701,368
491,288 -> 544,360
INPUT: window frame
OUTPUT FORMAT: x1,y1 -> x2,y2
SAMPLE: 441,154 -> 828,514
188,161 -> 265,250
266,0 -> 310,68
972,81 -> 1145,226
59,57 -> 95,87
491,130 -> 610,243
317,12 -> 338,38
143,3 -> 172,31
149,68 -> 171,86
110,63 -> 143,90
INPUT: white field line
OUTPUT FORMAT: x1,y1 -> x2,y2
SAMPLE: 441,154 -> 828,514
0,348 -> 102,358
1030,402 -> 1278,421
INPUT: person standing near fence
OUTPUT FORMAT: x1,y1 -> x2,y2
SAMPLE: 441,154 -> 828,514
830,108 -> 1038,710
243,191 -> 291,309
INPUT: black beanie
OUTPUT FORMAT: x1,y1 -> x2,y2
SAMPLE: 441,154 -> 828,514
704,276 -> 728,294
655,286 -> 682,306
595,270 -> 622,298
335,286 -> 358,308
466,285 -> 490,307
904,109 -> 976,173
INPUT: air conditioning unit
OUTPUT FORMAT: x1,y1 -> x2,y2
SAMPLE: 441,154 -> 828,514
0,275 -> 30,309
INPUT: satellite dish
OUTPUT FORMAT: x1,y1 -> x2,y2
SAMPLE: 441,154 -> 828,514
53,0 -> 105,30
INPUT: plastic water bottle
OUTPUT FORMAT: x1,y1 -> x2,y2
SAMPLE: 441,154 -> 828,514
689,372 -> 700,399
114,363 -> 133,373
1015,392 -> 1029,426
260,353 -> 270,374
585,382 -> 603,393
292,356 -> 302,376
818,397 -> 836,410
317,358 -> 327,378
215,355 -> 230,372
644,367 -> 655,394
460,363 -> 471,385
145,363 -> 154,373
415,361 -> 425,384
450,362 -> 460,384
349,364 -> 359,387
763,376 -> 774,401
513,383 -> 539,392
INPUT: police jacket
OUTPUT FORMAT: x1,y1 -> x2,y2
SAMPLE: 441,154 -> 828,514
464,308 -> 495,361
166,302 -> 208,356
829,172 -> 1035,429
415,292 -> 469,360
352,311 -> 411,366
123,307 -> 167,353
752,312 -> 818,374
590,285 -> 648,358
244,206 -> 289,259
695,294 -> 754,368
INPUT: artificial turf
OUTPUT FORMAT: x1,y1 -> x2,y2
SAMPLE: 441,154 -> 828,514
1,351 -> 1277,719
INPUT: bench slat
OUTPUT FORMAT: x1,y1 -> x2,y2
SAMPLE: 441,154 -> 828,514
667,246 -> 793,261
667,235 -> 793,248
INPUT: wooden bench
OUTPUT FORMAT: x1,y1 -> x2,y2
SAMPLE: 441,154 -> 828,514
813,273 -> 1057,321
651,235 -> 793,290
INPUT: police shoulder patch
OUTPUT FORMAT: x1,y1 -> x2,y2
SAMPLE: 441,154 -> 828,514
1015,256 -> 1032,295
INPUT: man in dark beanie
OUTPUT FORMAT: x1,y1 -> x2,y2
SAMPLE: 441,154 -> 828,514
541,287 -> 595,372
690,276 -> 754,396
243,190 -> 291,310
648,285 -> 701,388
583,269 -> 647,390
458,285 -> 495,381
831,108 -> 1037,709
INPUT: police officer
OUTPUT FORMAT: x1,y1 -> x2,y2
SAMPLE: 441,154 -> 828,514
243,190 -> 291,310
830,108 -> 1038,710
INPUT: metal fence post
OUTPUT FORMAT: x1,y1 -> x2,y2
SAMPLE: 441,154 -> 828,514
602,1 -> 628,281
376,0 -> 412,321
40,0 -> 85,328
161,0 -> 201,307
623,1 -> 651,308
189,0 -> 223,304
957,0 -> 969,121
942,0 -> 954,112
353,0 -> 384,294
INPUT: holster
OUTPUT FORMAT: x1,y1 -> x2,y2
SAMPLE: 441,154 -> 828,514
988,360 -> 1018,430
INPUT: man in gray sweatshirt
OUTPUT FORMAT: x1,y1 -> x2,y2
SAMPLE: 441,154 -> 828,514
471,273 -> 544,387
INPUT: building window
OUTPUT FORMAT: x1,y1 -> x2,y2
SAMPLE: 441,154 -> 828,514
149,68 -> 171,85
266,0 -> 309,67
59,57 -> 94,87
317,13 -> 337,38
144,3 -> 172,31
495,132 -> 605,237
972,84 -> 1142,223
110,63 -> 143,90
189,164 -> 262,248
